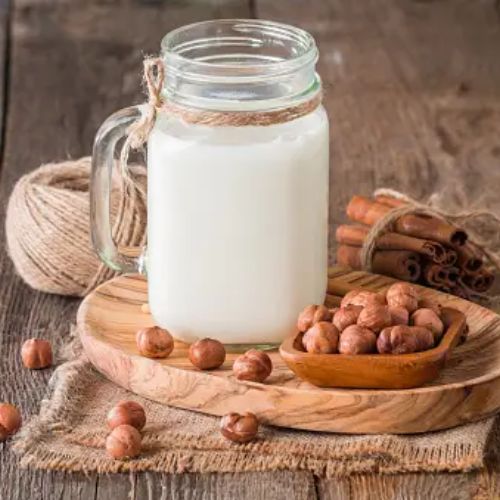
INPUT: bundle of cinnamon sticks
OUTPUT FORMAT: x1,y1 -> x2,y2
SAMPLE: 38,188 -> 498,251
336,195 -> 495,299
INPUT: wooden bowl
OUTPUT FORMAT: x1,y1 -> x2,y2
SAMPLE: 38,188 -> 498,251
279,307 -> 467,389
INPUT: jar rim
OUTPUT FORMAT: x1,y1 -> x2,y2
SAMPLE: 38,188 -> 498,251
160,19 -> 320,112
161,19 -> 318,78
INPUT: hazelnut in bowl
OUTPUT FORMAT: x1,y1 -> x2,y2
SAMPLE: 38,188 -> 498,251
280,283 -> 468,389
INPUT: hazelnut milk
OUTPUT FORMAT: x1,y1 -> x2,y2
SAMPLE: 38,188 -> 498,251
147,107 -> 329,345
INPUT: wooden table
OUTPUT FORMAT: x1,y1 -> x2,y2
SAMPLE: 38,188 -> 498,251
1,0 -> 500,498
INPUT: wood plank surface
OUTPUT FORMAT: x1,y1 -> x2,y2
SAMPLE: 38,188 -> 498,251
0,0 -> 9,160
0,0 -> 499,498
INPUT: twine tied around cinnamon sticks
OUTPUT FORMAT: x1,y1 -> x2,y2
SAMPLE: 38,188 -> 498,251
343,188 -> 500,303
119,56 -> 322,186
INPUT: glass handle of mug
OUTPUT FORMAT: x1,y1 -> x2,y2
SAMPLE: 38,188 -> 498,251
90,105 -> 145,274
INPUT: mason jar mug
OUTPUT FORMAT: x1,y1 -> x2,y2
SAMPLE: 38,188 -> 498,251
91,19 -> 329,348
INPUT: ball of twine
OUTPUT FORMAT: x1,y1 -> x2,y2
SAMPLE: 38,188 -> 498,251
6,157 -> 147,297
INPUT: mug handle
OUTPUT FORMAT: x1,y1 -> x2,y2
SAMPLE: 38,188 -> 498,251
90,105 -> 145,274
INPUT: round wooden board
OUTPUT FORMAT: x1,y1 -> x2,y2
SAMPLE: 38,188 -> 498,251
77,269 -> 500,434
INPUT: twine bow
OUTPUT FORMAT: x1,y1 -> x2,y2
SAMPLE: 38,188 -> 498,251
118,56 -> 323,192
119,57 -> 165,190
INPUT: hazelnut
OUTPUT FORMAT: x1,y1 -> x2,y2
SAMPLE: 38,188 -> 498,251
340,289 -> 385,309
411,308 -> 444,342
21,338 -> 52,369
105,424 -> 142,460
189,338 -> 226,370
136,326 -> 174,358
338,325 -> 377,354
388,306 -> 409,326
107,401 -> 146,431
377,325 -> 434,354
220,412 -> 259,443
386,282 -> 419,313
418,298 -> 442,317
297,305 -> 332,332
302,322 -> 339,354
0,403 -> 21,441
333,305 -> 363,332
411,326 -> 436,351
357,303 -> 392,333
377,326 -> 396,354
233,349 -> 272,383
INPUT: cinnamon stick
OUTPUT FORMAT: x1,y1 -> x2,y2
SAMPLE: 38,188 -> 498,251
443,267 -> 460,288
422,262 -> 448,288
336,245 -> 421,282
346,196 -> 468,246
462,269 -> 495,293
444,249 -> 458,266
456,244 -> 483,272
336,224 -> 447,263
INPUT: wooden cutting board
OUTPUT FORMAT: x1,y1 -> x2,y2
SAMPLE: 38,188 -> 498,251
77,268 -> 500,434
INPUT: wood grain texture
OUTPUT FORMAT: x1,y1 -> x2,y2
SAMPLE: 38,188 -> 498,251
0,0 -> 8,161
78,270 -> 499,434
132,471 -> 317,500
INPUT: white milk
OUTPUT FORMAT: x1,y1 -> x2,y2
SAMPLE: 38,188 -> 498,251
147,106 -> 329,345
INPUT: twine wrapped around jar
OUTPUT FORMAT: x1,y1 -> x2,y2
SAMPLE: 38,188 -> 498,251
5,157 -> 147,296
119,57 -> 322,185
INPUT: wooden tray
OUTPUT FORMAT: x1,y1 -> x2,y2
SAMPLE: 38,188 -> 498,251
280,308 -> 467,389
77,269 -> 500,434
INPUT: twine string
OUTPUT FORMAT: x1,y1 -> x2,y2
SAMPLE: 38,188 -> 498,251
360,204 -> 443,272
372,188 -> 500,270
118,56 -> 322,195
360,188 -> 500,305
119,57 -> 164,192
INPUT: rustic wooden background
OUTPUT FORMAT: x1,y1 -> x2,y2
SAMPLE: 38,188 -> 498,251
1,0 -> 500,498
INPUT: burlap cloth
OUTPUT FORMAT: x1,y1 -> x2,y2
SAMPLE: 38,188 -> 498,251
12,334 -> 499,478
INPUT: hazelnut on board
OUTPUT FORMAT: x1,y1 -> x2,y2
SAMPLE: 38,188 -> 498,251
302,322 -> 339,354
411,308 -> 444,342
105,424 -> 142,460
341,289 -> 385,308
338,325 -> 377,354
386,282 -> 419,313
107,401 -> 146,431
188,338 -> 226,370
21,338 -> 52,369
136,326 -> 174,359
388,306 -> 409,326
357,304 -> 392,333
0,403 -> 21,441
377,325 -> 434,354
333,305 -> 363,332
233,349 -> 272,383
297,305 -> 332,332
220,412 -> 259,443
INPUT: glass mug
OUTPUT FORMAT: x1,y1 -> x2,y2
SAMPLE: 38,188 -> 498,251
91,19 -> 329,348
